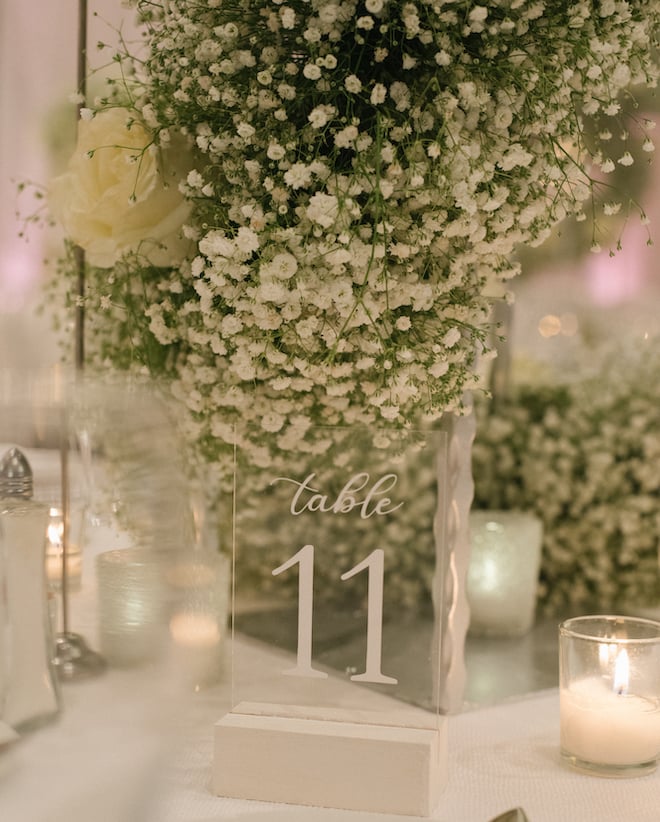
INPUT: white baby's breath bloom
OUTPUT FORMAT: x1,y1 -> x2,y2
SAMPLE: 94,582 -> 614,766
429,361 -> 449,378
356,16 -> 375,31
380,404 -> 400,421
266,141 -> 286,160
187,170 -> 204,188
199,231 -> 232,259
261,413 -> 285,432
303,63 -> 322,80
235,226 -> 259,256
379,179 -> 394,198
334,125 -> 359,149
308,104 -> 335,129
303,26 -> 322,43
261,252 -> 298,280
283,162 -> 313,189
442,328 -> 461,348
318,4 -> 339,24
469,6 -> 488,23
49,0 -> 660,537
603,202 -> 621,216
279,6 -> 295,28
370,83 -> 387,105
306,192 -> 339,228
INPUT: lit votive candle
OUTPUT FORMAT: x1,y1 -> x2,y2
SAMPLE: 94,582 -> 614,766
170,611 -> 222,648
167,554 -> 230,687
559,615 -> 660,777
45,506 -> 83,591
467,510 -> 543,637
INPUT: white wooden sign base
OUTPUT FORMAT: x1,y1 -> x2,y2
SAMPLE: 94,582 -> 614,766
213,702 -> 448,817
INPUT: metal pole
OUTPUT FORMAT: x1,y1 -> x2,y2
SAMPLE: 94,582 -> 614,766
488,300 -> 513,413
59,425 -> 70,634
74,0 -> 87,371
52,0 -> 104,680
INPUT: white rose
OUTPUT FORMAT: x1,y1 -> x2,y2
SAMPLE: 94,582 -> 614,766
49,108 -> 192,268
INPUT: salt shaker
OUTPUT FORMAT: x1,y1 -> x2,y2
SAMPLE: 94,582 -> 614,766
0,447 -> 60,731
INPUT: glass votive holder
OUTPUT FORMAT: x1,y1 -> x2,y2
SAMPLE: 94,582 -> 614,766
467,510 -> 543,637
559,615 -> 660,777
165,551 -> 230,687
96,548 -> 171,668
96,547 -> 230,685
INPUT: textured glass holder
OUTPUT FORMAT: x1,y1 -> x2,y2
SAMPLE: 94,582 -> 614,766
467,510 -> 542,637
97,547 -> 230,686
559,615 -> 660,777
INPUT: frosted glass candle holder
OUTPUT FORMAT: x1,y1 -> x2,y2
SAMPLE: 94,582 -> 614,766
559,615 -> 660,777
97,547 -> 230,685
467,510 -> 542,638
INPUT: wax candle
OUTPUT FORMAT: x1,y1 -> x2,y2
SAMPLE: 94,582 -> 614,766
169,611 -> 222,648
561,676 -> 660,767
559,615 -> 660,777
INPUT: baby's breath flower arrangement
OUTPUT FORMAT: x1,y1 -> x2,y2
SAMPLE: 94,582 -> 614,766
473,341 -> 660,615
50,0 -> 660,481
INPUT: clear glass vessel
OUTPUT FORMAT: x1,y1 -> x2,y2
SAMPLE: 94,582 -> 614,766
559,614 -> 660,777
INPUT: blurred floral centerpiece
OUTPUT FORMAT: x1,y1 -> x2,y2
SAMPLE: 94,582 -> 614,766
473,342 -> 660,615
48,0 -> 660,480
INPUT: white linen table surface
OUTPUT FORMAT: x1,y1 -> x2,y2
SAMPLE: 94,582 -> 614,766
4,656 -> 656,822
1,505 -> 658,822
145,686 -> 660,822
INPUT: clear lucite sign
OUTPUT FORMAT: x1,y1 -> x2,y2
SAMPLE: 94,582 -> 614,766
230,426 -> 449,731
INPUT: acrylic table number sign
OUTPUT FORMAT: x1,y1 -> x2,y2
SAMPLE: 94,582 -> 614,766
213,426 -> 457,816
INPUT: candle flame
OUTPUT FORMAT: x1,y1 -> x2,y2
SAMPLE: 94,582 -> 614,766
47,508 -> 64,549
613,648 -> 630,695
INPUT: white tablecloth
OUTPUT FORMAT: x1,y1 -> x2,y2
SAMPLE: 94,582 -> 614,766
1,505 -> 658,821
2,657 -> 658,822
147,687 -> 660,822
